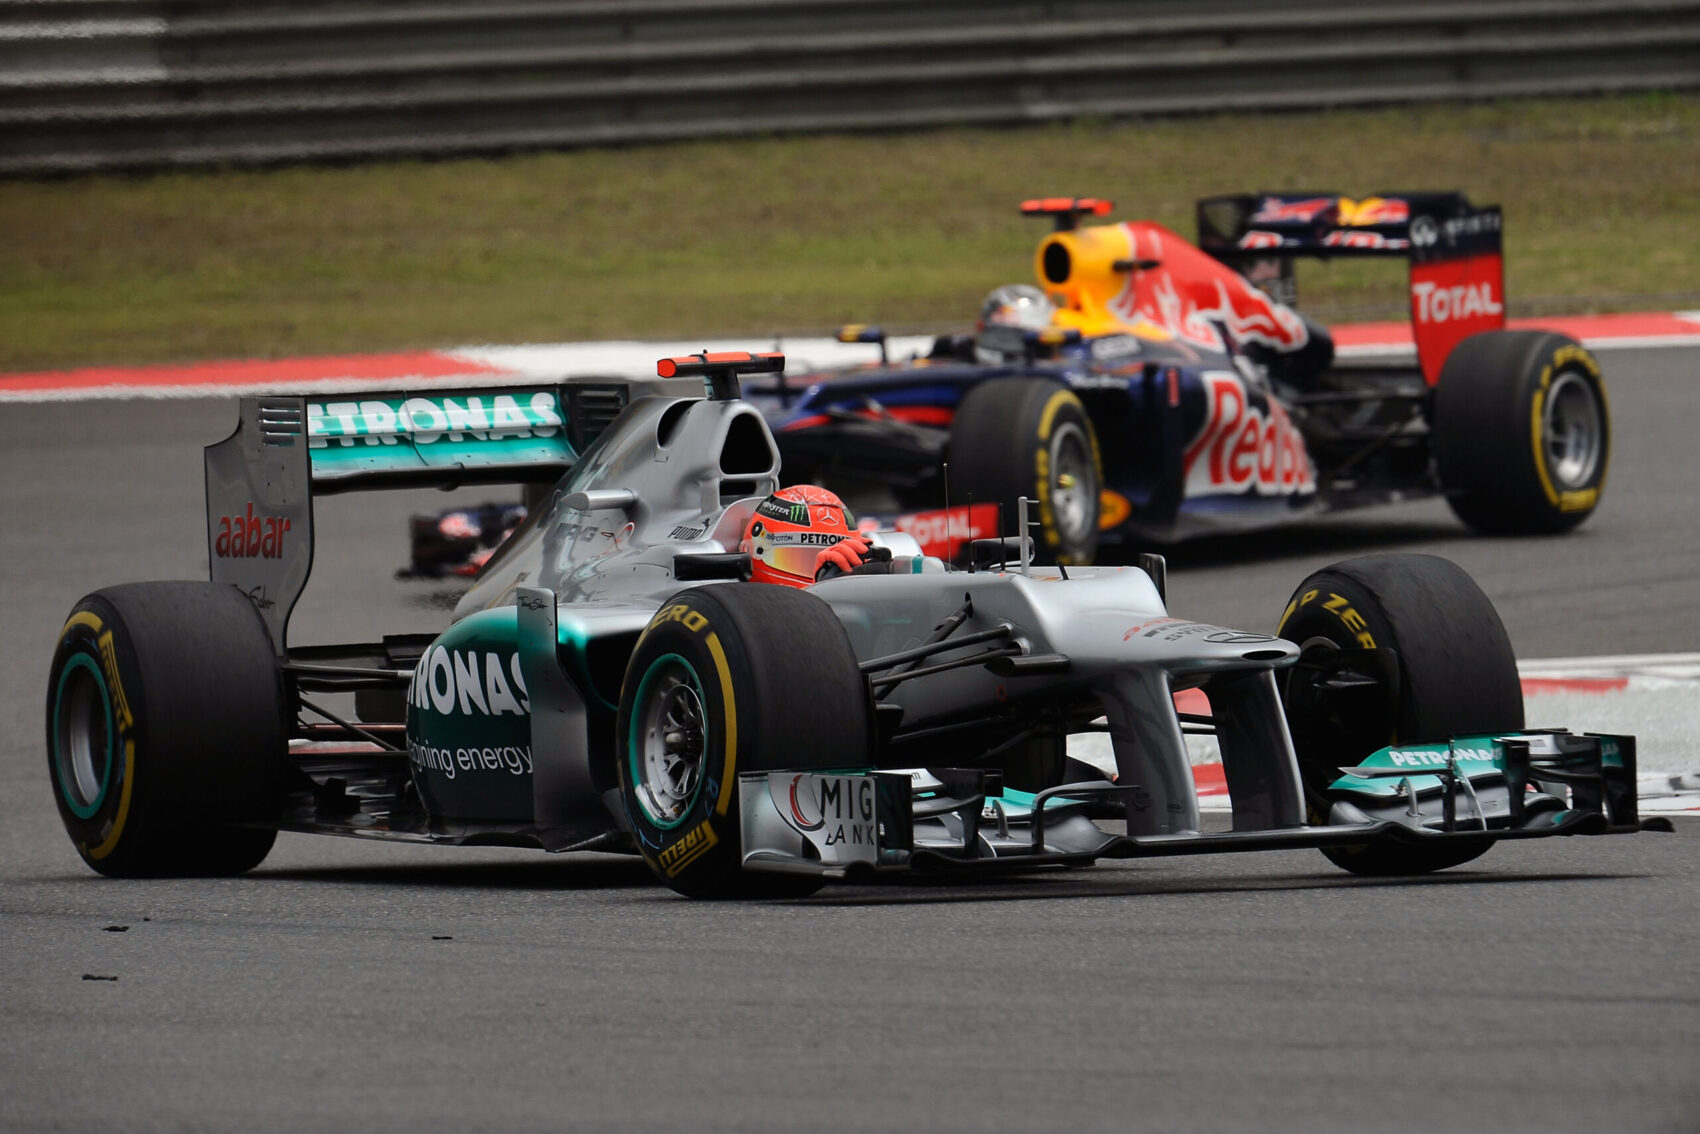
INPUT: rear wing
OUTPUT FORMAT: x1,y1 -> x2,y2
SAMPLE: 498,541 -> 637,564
1196,191 -> 1506,382
203,375 -> 696,650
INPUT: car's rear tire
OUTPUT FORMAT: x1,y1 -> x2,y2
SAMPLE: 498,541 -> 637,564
46,582 -> 285,877
946,378 -> 1102,565
616,584 -> 874,898
1433,330 -> 1609,534
1276,554 -> 1522,875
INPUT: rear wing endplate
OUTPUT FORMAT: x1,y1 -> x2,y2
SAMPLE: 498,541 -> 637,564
1196,191 -> 1506,382
204,377 -> 694,650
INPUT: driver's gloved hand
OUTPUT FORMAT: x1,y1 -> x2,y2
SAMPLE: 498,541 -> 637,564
813,535 -> 892,582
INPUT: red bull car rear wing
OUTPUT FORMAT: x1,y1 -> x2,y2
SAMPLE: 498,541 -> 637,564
1196,191 -> 1506,383
203,375 -> 696,650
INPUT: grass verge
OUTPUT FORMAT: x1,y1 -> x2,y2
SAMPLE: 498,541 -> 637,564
2,92 -> 1697,371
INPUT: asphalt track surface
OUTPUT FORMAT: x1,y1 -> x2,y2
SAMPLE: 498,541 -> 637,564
2,347 -> 1697,1133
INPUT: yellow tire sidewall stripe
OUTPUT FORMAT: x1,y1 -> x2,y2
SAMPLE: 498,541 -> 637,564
706,630 -> 737,816
59,609 -> 138,862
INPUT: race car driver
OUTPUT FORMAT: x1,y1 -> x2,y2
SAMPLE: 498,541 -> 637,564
739,484 -> 882,587
972,283 -> 1056,364
927,283 -> 1061,364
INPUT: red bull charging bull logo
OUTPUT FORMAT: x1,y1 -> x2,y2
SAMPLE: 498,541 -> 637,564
1106,222 -> 1311,356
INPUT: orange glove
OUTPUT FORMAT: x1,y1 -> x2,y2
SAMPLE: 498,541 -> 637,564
813,534 -> 871,581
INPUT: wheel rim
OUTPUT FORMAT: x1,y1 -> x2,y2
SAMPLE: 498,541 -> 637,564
628,654 -> 707,829
53,654 -> 113,820
1047,420 -> 1098,549
1543,371 -> 1603,489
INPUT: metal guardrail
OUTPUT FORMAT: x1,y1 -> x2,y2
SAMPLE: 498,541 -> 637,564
3,0 -> 1698,174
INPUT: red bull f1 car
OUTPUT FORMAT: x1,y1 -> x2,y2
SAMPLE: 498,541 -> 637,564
744,193 -> 1611,564
47,353 -> 1638,897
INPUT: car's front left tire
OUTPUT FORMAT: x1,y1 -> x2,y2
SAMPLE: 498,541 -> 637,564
615,584 -> 874,898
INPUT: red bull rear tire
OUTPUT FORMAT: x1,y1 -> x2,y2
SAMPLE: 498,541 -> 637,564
1433,330 -> 1609,534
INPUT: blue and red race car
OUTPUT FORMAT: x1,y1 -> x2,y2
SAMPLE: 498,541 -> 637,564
741,193 -> 1610,564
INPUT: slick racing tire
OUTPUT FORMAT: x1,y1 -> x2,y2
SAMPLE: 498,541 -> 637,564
46,582 -> 285,878
1433,331 -> 1609,534
946,378 -> 1102,566
1276,554 -> 1523,876
616,584 -> 874,899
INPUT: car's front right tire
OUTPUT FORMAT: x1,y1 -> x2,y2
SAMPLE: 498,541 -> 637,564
1277,554 -> 1522,876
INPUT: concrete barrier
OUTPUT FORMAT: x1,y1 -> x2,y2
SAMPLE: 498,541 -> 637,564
3,0 -> 1698,173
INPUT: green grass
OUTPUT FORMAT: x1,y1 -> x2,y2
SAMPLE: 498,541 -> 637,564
3,92 -> 1698,372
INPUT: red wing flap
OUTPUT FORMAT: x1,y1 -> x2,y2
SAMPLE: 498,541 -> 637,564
1410,251 -> 1506,384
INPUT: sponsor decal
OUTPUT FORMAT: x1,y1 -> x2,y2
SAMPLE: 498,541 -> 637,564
1203,630 -> 1277,644
1382,746 -> 1497,769
1132,620 -> 1273,644
757,497 -> 810,524
306,392 -> 563,448
648,603 -> 709,634
407,740 -> 533,781
1123,617 -> 1183,641
658,819 -> 719,877
214,502 -> 292,560
1409,252 -> 1506,384
1324,230 -> 1408,251
1280,589 -> 1376,649
770,774 -> 879,855
1237,230 -> 1287,249
1088,334 -> 1143,362
1412,280 -> 1503,325
1421,210 -> 1501,245
1337,196 -> 1409,226
888,502 -> 1002,560
1250,196 -> 1335,224
1181,372 -> 1315,498
762,530 -> 843,547
556,519 -> 615,544
95,630 -> 135,733
408,647 -> 530,716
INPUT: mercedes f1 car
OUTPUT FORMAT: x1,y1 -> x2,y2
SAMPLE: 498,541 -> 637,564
47,353 -> 1638,897
744,193 -> 1612,564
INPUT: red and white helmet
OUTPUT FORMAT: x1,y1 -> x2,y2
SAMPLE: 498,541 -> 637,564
740,485 -> 858,588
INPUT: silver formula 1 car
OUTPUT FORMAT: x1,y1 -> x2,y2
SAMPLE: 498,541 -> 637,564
45,353 -> 1639,897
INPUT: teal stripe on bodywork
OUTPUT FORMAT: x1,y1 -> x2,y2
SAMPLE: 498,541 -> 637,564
307,391 -> 575,481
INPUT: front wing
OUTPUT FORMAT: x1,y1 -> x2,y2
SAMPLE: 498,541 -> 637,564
738,729 -> 1639,881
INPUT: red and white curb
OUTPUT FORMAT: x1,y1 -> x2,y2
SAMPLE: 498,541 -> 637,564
4,311 -> 1699,402
1076,654 -> 1700,814
1331,310 -> 1700,358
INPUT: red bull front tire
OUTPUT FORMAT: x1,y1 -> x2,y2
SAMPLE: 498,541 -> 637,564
1433,330 -> 1609,534
946,378 -> 1103,565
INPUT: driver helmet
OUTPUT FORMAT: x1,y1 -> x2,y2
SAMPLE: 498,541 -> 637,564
740,485 -> 858,588
975,284 -> 1055,364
